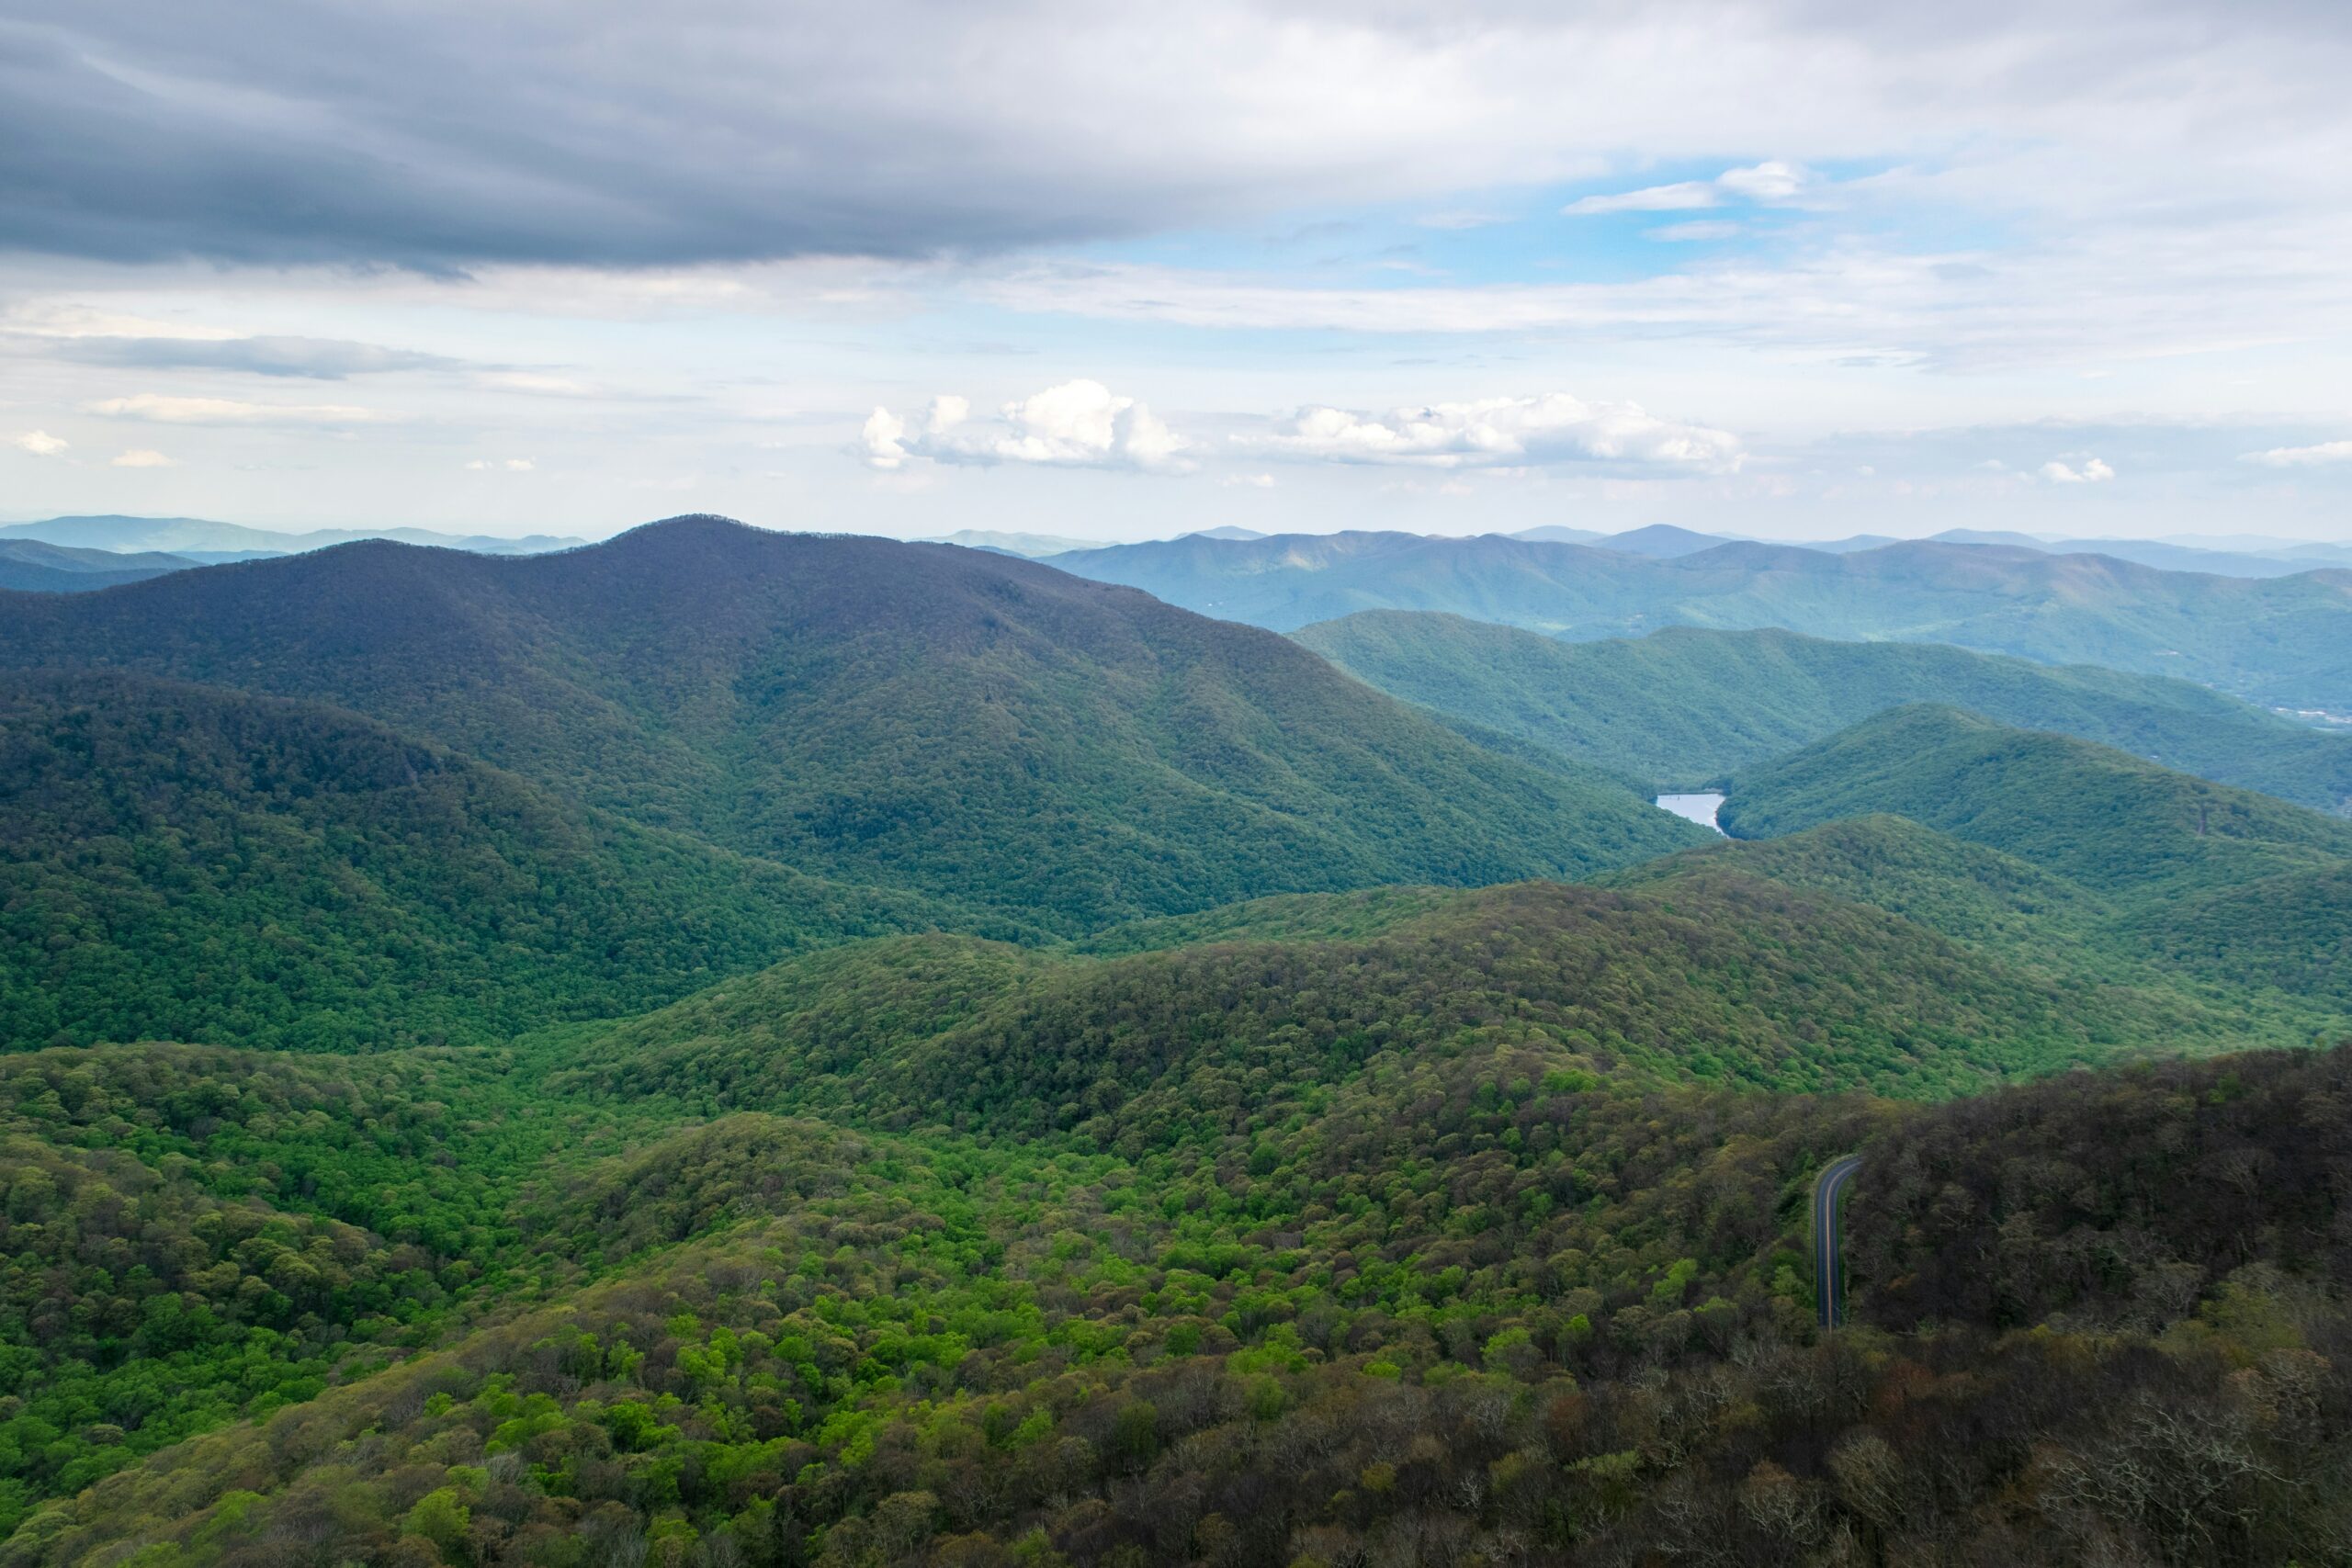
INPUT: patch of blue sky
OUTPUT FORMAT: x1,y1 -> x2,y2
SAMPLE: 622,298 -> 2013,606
1060,157 -> 1925,290
871,152 -> 2029,376
1064,193 -> 1663,288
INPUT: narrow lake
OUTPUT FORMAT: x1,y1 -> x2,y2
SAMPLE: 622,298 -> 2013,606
1656,792 -> 1726,834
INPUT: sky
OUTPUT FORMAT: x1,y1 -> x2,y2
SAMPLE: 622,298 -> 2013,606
3,0 -> 2351,545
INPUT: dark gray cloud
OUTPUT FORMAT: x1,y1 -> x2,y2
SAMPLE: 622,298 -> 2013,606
43,334 -> 463,378
2,1 -> 2346,272
0,5 -> 1194,270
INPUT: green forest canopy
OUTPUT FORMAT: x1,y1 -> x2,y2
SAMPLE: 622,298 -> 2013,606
0,522 -> 2349,1566
1294,613 -> 2352,810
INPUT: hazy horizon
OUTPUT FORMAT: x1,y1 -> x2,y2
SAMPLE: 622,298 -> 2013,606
3,509 -> 2345,556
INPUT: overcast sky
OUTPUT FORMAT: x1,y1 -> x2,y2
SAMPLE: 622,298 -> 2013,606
3,0 -> 2350,543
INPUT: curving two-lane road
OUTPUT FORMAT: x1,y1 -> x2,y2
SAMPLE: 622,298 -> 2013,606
1812,1155 -> 1862,1329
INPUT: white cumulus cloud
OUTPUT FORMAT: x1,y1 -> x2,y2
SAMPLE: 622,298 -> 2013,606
2243,440 -> 2352,467
110,448 -> 175,468
859,379 -> 1191,472
858,407 -> 911,469
2039,456 -> 2116,484
1238,393 -> 1743,473
9,430 -> 69,457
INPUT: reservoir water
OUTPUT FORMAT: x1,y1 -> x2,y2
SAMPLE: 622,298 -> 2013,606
1656,792 -> 1726,834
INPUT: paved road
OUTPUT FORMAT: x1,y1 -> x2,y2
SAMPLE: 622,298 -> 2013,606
1813,1155 -> 1862,1328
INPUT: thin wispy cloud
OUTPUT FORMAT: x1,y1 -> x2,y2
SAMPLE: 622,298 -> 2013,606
2245,440 -> 2352,467
48,334 -> 462,379
1562,180 -> 1724,216
85,394 -> 387,425
1563,162 -> 1813,215
969,234 -> 2352,373
1239,395 -> 1744,473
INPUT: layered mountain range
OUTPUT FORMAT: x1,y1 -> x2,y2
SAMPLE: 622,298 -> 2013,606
1295,613 -> 2352,809
0,514 -> 2345,1567
1056,530 -> 2352,709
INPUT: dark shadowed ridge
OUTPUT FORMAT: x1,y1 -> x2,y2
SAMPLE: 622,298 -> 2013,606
0,667 -> 939,1050
0,539 -> 191,593
0,515 -> 1707,932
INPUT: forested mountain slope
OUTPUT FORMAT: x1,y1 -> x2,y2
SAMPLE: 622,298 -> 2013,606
0,1032 -> 1891,1562
0,671 -> 937,1050
1721,705 -> 2352,894
0,541 -> 189,594
1295,614 -> 2352,810
1053,531 -> 2352,707
1663,708 -> 2352,1016
0,517 -> 1703,932
7,1021 -> 2348,1567
548,873 -> 2258,1123
1849,1044 -> 2352,1334
0,1045 -> 582,1511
